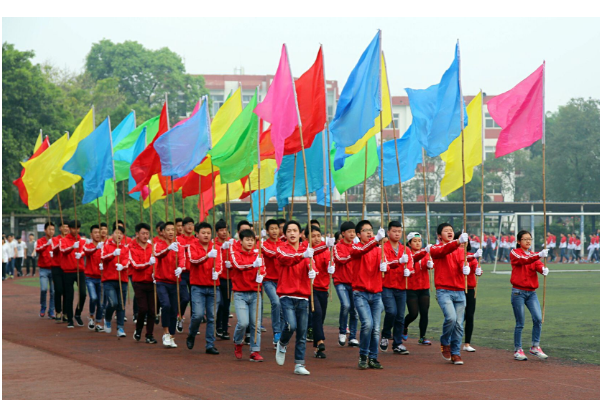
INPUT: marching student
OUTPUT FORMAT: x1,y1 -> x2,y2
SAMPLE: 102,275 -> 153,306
277,218 -> 287,242
261,219 -> 284,347
567,233 -> 576,262
427,222 -> 470,365
559,233 -> 568,263
101,225 -> 130,338
229,228 -> 266,362
546,232 -> 556,262
83,225 -> 104,331
214,219 -> 232,340
99,222 -> 109,242
59,220 -> 87,329
510,230 -> 550,361
35,222 -> 56,319
129,222 -> 158,344
175,217 -> 184,236
176,217 -> 196,333
51,222 -> 69,322
185,222 -> 222,354
154,221 -> 186,348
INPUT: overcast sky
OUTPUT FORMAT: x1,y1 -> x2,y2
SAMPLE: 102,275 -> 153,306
4,18 -> 600,112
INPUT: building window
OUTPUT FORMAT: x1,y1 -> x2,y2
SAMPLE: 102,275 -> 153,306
485,146 -> 495,160
212,95 -> 224,116
486,181 -> 502,194
242,95 -> 253,107
485,112 -> 501,128
386,113 -> 400,129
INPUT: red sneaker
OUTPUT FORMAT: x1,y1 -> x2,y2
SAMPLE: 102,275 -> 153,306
440,345 -> 451,361
250,352 -> 264,362
451,355 -> 464,365
234,344 -> 243,360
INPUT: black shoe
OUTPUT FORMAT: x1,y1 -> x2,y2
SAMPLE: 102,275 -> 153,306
133,330 -> 142,342
186,335 -> 195,350
205,347 -> 219,355
307,328 -> 314,342
222,332 -> 230,340
358,355 -> 368,370
317,342 -> 325,352
133,314 -> 138,324
74,315 -> 84,327
216,330 -> 224,339
176,318 -> 184,333
155,315 -> 160,325
145,336 -> 158,344
67,322 -> 74,329
368,358 -> 383,369
315,350 -> 326,359
62,315 -> 68,323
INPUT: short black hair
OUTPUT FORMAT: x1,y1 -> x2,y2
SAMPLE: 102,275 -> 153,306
355,220 -> 372,235
239,229 -> 256,241
163,221 -> 174,229
237,220 -> 251,232
68,220 -> 81,229
112,220 -> 124,231
135,223 -> 150,233
388,220 -> 402,230
90,224 -> 100,233
310,219 -> 320,227
304,225 -> 321,237
454,231 -> 471,251
283,220 -> 302,234
182,217 -> 194,226
340,221 -> 356,233
277,218 -> 286,226
265,219 -> 278,230
175,218 -> 183,224
437,222 -> 453,236
156,221 -> 165,231
113,226 -> 126,234
44,222 -> 55,229
195,222 -> 212,233
215,219 -> 227,231
334,231 -> 341,242
100,222 -> 108,228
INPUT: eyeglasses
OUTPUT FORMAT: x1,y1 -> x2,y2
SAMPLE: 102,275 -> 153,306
361,229 -> 373,233
521,238 -> 532,241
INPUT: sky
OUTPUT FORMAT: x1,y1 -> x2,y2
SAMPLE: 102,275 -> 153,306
3,17 -> 600,112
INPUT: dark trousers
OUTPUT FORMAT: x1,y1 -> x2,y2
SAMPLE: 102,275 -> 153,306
128,276 -> 138,317
133,282 -> 156,337
26,257 -> 37,275
2,263 -> 6,279
310,290 -> 328,346
63,271 -> 87,323
180,272 -> 192,317
464,289 -> 476,343
51,267 -> 64,314
216,277 -> 232,333
156,282 -> 178,335
15,257 -> 23,276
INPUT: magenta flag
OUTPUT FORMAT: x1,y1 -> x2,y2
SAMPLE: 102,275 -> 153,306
488,63 -> 545,158
254,44 -> 299,166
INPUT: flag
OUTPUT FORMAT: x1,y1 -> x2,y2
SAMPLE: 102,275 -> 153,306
111,111 -> 136,149
331,136 -> 379,194
330,32 -> 381,168
488,63 -> 545,158
209,89 -> 259,184
142,174 -> 166,209
405,43 -> 467,158
198,173 -> 245,221
155,99 -> 211,179
379,125 -> 423,187
33,132 -> 44,153
113,115 -> 160,182
63,118 -> 114,204
128,128 -> 148,201
249,172 -> 279,223
13,133 -> 50,207
253,44 -> 299,166
440,92 -> 483,197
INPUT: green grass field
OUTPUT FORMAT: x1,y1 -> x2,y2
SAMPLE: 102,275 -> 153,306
14,263 -> 600,364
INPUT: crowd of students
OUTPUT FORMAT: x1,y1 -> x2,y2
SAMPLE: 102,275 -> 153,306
28,215 -> 554,374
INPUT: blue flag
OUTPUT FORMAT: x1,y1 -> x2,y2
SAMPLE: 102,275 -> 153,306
155,100 -> 211,179
112,111 -> 136,147
329,32 -> 381,169
405,43 -> 467,158
63,118 -> 114,204
128,127 -> 147,200
378,125 -> 423,186
248,172 -> 279,223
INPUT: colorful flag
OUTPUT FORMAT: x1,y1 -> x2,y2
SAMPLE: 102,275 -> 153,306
331,136 -> 379,194
13,133 -> 50,207
249,172 -> 279,223
379,125 -> 423,187
113,114 -> 160,182
111,111 -> 136,149
128,128 -> 148,201
440,93 -> 483,197
253,44 -> 299,166
33,132 -> 44,153
488,63 -> 545,158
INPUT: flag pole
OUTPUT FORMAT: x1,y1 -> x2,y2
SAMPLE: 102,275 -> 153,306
290,153 -> 297,220
477,90 -> 484,299
421,147 -> 433,289
170,177 -> 182,326
57,192 -> 64,227
210,164 -> 218,337
378,31 -> 386,279
108,116 -> 125,310
457,39 -> 468,294
345,192 -> 350,220
362,141 -> 368,221
225,182 -> 231,299
542,61 -> 547,323
255,94 -> 262,344
72,184 -> 81,310
322,44 -> 334,300
122,181 -> 127,235
148,184 -> 157,324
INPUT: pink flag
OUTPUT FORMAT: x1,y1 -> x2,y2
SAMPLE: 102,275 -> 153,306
254,44 -> 299,166
173,99 -> 202,128
488,63 -> 544,158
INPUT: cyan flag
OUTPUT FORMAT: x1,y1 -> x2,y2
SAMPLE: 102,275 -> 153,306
128,127 -> 147,201
378,125 -> 423,186
155,100 -> 211,179
405,43 -> 467,158
248,172 -> 279,224
63,118 -> 113,204
112,111 -> 136,148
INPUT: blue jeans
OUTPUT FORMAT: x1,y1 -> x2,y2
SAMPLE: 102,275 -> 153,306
436,289 -> 466,356
233,291 -> 262,352
7,259 -> 15,276
189,285 -> 220,349
103,281 -> 128,329
335,283 -> 358,340
86,277 -> 103,322
381,287 -> 406,347
560,248 -> 567,262
353,291 -> 383,359
511,288 -> 542,351
156,282 -> 179,335
279,296 -> 309,364
39,268 -> 55,315
263,280 -> 283,334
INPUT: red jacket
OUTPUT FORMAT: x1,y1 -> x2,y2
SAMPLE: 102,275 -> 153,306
51,237 -> 62,267
429,240 -> 466,291
333,241 -> 354,286
465,253 -> 480,289
229,242 -> 264,292
83,242 -> 102,279
35,237 -> 54,268
510,248 -> 544,291
312,249 -> 331,292
129,240 -> 154,284
406,248 -> 430,291
351,238 -> 383,293
154,240 -> 185,284
261,238 -> 281,282
187,241 -> 223,287
214,237 -> 232,280
276,242 -> 312,298
177,234 -> 197,271
59,234 -> 86,273
382,241 -> 411,290
100,238 -> 130,282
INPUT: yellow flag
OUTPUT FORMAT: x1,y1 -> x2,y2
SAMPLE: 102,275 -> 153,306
440,92 -> 483,197
142,174 -> 166,209
345,54 -> 392,154
243,159 -> 278,192
22,134 -> 69,210
211,176 -> 245,206
33,131 -> 43,153
47,108 -> 95,193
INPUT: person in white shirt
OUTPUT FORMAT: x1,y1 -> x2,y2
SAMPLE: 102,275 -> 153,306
2,238 -> 11,280
6,234 -> 17,278
15,237 -> 27,277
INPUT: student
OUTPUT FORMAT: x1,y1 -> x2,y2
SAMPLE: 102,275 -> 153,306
59,220 -> 87,329
175,218 -> 184,236
277,218 -> 287,242
99,223 -> 109,242
214,219 -> 233,340
427,223 -> 470,365
176,217 -> 196,333
186,222 -> 222,354
101,226 -> 130,337
559,233 -> 568,263
35,222 -> 56,318
83,225 -> 104,331
51,223 -> 69,322
229,229 -> 266,362
261,219 -> 284,347
7,234 -> 17,278
2,238 -> 9,281
510,230 -> 549,361
129,223 -> 158,344
26,233 -> 37,276
15,236 -> 27,277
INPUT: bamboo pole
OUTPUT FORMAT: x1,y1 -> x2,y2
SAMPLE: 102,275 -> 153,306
362,141 -> 368,221
225,183 -> 230,299
149,185 -> 157,320
169,177 -> 181,325
421,148 -> 433,290
210,164 -> 218,337
290,153 -> 297,220
476,90 -> 484,299
379,112 -> 386,279
57,193 -> 64,226
457,40 -> 468,294
96,198 -> 104,315
122,181 -> 127,234
542,61 -> 547,323
73,185 -> 81,310
255,121 -> 262,344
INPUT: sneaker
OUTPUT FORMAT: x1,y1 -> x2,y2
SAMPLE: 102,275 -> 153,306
216,330 -> 224,339
48,313 -> 55,319
250,352 -> 264,362
402,333 -> 409,341
67,322 -> 74,328
124,316 -> 128,322
260,326 -> 267,332
133,330 -> 142,342
463,344 -> 476,352
146,336 -> 158,344
276,342 -> 287,365
206,347 -> 219,355
348,339 -> 359,347
294,364 -> 310,375
244,334 -> 250,345
234,344 -> 243,359
40,312 -> 45,318
133,314 -> 138,324
169,336 -> 177,348
393,344 -> 410,355
529,346 -> 548,359
186,335 -> 195,350
54,312 -> 62,321
229,314 -> 233,318
368,358 -> 383,369
155,315 -> 160,325
62,315 -> 68,323
358,354 -> 368,370
379,338 -> 389,352
307,328 -> 314,342
104,320 -> 112,334
176,318 -> 184,333
338,333 -> 347,347
418,337 -> 432,345
95,324 -> 104,332
451,355 -> 464,365
117,328 -> 126,338
273,332 -> 282,347
514,349 -> 528,361
222,332 -> 230,340
88,318 -> 95,330
314,350 -> 327,359
162,334 -> 171,347
441,345 -> 451,361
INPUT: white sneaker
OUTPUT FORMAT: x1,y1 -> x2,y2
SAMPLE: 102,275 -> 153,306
87,317 -> 95,330
529,346 -> 548,359
348,338 -> 359,347
169,336 -> 178,348
294,364 -> 310,375
338,333 -> 347,347
104,320 -> 112,334
463,344 -> 476,352
276,341 -> 287,366
162,334 -> 171,347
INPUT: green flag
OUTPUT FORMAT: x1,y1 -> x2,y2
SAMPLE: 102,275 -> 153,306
331,136 -> 379,194
209,89 -> 259,184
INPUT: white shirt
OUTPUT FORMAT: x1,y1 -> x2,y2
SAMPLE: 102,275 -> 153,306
9,240 -> 17,258
16,241 -> 27,258
2,243 -> 11,263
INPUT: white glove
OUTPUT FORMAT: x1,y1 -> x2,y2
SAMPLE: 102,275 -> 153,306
427,260 -> 434,269
321,236 -> 325,242
149,256 -> 156,265
353,237 -> 360,244
151,273 -> 155,283
208,249 -> 218,258
542,267 -> 549,276
308,270 -> 316,279
463,265 -> 471,275
225,261 -> 232,269
97,241 -> 104,249
303,247 -> 314,258
399,254 -> 409,264
256,273 -> 264,284
116,263 -> 124,271
475,267 -> 483,276
474,249 -> 483,258
49,251 -> 53,258
375,228 -> 386,242
253,258 -> 263,268
424,244 -> 432,253
261,229 -> 267,238
99,263 -> 103,271
168,242 -> 178,252
75,252 -> 82,260
73,241 -> 80,249
147,239 -> 152,245
113,248 -> 121,256
459,233 -> 469,244
327,262 -> 335,274
221,241 -> 230,250
86,239 -> 92,244
403,268 -> 411,277
380,262 -> 387,272
174,267 -> 182,277
212,271 -> 219,281
326,237 -> 335,248
538,249 -> 549,258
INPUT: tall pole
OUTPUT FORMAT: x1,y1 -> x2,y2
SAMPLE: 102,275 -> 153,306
457,40 -> 468,294
345,192 -> 350,220
57,192 -> 64,227
255,105 -> 262,343
362,141 -> 368,221
122,181 -> 127,234
477,90 -> 484,299
322,44 -> 334,300
290,154 -> 297,220
225,183 -> 231,299
170,177 -> 181,324
148,185 -> 157,316
541,61 -> 547,323
73,184 -> 81,309
210,164 -> 218,337
421,148 -> 433,289
378,32 -> 386,279
108,116 -> 125,310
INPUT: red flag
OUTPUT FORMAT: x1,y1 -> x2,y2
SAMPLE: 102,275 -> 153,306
129,102 -> 169,192
13,136 -> 50,206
